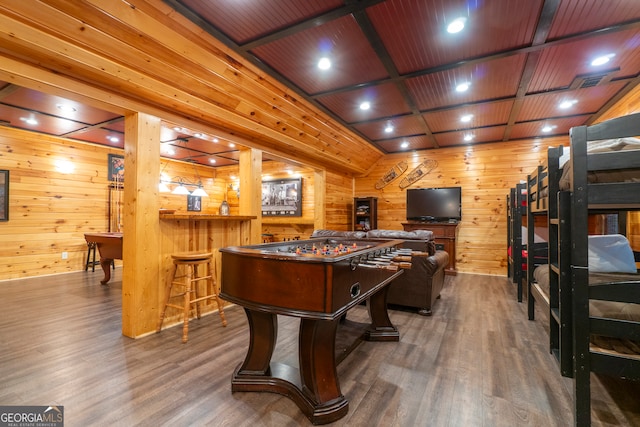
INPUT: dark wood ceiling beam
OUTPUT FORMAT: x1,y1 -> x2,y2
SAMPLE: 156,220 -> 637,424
352,8 -> 437,148
503,0 -> 560,140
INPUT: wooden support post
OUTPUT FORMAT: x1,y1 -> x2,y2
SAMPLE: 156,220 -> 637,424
122,112 -> 161,338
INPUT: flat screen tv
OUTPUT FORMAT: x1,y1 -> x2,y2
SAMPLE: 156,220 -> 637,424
406,187 -> 462,222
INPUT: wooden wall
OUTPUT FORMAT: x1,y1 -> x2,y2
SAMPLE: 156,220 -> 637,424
354,137 -> 569,276
0,126 -> 224,281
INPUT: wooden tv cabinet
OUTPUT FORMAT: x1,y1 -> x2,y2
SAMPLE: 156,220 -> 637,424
402,221 -> 458,275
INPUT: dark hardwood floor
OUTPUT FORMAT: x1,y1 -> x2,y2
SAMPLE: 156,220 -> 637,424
0,269 -> 638,426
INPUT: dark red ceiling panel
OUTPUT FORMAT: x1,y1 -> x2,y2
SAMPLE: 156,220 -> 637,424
434,126 -> 507,148
528,28 -> 640,93
316,82 -> 411,123
64,127 -> 124,147
179,0 -> 344,44
352,114 -> 425,141
375,135 -> 435,152
406,55 -> 526,111
250,15 -> 389,94
423,100 -> 514,133
367,0 -> 543,74
517,81 -> 628,122
509,115 -> 590,140
1,87 -> 120,124
0,105 -> 91,135
548,0 -> 640,39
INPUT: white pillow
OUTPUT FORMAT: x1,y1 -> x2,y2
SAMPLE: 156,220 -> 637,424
588,234 -> 637,273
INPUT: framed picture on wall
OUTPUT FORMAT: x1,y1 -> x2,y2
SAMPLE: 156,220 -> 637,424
187,195 -> 202,212
0,170 -> 8,221
261,178 -> 302,217
108,154 -> 124,182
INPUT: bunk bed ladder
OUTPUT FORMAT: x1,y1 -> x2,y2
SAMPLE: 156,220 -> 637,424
510,183 -> 526,302
557,190 -> 573,378
569,124 -> 590,427
526,167 -> 541,319
507,190 -> 513,279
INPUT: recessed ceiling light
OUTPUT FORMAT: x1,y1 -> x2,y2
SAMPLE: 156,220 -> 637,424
542,125 -> 556,132
400,141 -> 409,149
107,136 -> 120,143
591,53 -> 615,66
318,57 -> 331,70
213,138 -> 219,143
456,82 -> 470,92
464,134 -> 474,141
20,117 -> 38,125
460,114 -> 473,122
56,103 -> 76,113
559,100 -> 577,109
447,17 -> 466,34
384,124 -> 394,133
359,101 -> 371,110
229,143 -> 235,148
209,158 -> 216,164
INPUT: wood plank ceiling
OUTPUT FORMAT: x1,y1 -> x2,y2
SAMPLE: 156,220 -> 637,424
0,0 -> 639,171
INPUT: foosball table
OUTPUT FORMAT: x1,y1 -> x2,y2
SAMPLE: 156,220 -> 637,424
220,237 -> 413,424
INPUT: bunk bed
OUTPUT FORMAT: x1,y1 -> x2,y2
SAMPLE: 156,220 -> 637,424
507,182 -> 527,301
526,146 -> 568,373
566,113 -> 640,426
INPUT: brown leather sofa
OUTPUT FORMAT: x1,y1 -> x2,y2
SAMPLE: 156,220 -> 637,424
310,229 -> 449,316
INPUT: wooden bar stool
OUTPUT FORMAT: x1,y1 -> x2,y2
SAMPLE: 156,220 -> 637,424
157,252 -> 227,343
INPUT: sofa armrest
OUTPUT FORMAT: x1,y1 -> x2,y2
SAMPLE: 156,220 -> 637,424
421,250 -> 449,276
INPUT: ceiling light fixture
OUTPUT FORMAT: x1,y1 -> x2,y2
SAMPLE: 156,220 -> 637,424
359,101 -> 371,110
107,136 -> 120,143
20,117 -> 38,125
318,57 -> 331,70
559,100 -> 577,109
456,82 -> 470,92
384,124 -> 394,133
447,17 -> 466,34
464,134 -> 474,142
400,141 -> 409,149
56,103 -> 77,113
460,114 -> 473,122
171,181 -> 190,195
161,139 -> 211,197
542,125 -> 556,132
591,53 -> 615,66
